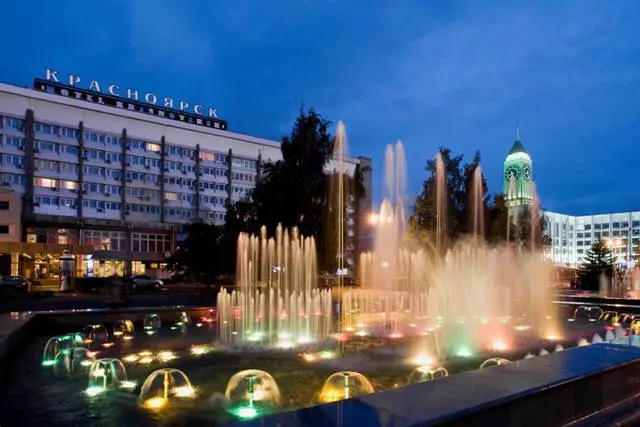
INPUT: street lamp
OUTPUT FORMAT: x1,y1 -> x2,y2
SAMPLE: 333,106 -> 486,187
368,213 -> 378,226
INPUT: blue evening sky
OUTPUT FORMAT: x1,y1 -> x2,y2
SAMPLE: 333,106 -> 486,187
2,1 -> 639,215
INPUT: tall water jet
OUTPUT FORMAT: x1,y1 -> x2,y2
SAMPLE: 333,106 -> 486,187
217,225 -> 332,348
435,151 -> 447,256
471,166 -> 485,241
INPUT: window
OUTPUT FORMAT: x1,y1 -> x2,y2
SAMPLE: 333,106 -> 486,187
60,180 -> 78,191
594,223 -> 601,230
5,137 -> 25,149
602,223 -> 610,229
61,127 -> 79,139
5,117 -> 24,131
622,222 -> 629,228
199,151 -> 215,161
613,222 -> 620,229
34,177 -> 58,188
146,143 -> 161,152
4,155 -> 25,167
0,201 -> 9,210
0,225 -> 8,234
65,145 -> 79,155
164,192 -> 179,201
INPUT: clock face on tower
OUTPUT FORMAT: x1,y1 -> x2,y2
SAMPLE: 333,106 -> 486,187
504,166 -> 520,181
522,165 -> 531,180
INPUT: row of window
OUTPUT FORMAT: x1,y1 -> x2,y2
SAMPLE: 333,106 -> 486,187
232,158 -> 257,169
1,173 -> 26,185
232,172 -> 256,183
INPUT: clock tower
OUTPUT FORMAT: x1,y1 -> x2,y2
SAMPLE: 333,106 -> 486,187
503,124 -> 533,214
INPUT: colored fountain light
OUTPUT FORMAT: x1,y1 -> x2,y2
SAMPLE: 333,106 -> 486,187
143,314 -> 162,331
83,324 -> 109,346
157,350 -> 177,362
302,352 -> 317,363
189,344 -> 212,356
319,350 -> 335,359
87,358 -> 129,395
491,339 -> 509,352
139,368 -> 196,410
217,225 -> 332,349
411,354 -> 433,367
123,354 -> 139,363
455,346 -> 474,358
113,319 -> 134,337
319,371 -> 374,403
407,366 -> 449,385
119,380 -> 137,390
225,370 -> 280,419
42,334 -> 86,367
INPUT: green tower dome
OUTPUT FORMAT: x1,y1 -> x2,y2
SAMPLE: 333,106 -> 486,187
502,124 -> 533,208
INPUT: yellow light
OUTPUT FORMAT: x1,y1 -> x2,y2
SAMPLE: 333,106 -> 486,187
545,335 -> 561,341
355,330 -> 368,337
138,356 -> 154,364
123,354 -> 139,363
173,386 -> 195,398
412,354 -> 433,366
143,396 -> 166,409
302,352 -> 317,362
102,342 -> 114,348
138,350 -> 152,357
492,340 -> 508,351
190,344 -> 211,356
368,213 -> 378,225
113,331 -> 124,336
146,330 -> 155,336
119,380 -> 137,390
319,389 -> 343,403
123,336 -> 134,341
157,351 -> 177,362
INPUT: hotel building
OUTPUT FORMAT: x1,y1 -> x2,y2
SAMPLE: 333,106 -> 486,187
0,71 -> 371,280
543,211 -> 640,268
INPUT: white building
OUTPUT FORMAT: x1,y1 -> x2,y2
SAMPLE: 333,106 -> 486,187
0,70 -> 371,278
543,211 -> 640,268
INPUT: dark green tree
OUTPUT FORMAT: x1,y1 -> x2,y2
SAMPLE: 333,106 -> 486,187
167,221 -> 225,284
579,239 -> 615,291
411,148 -> 490,251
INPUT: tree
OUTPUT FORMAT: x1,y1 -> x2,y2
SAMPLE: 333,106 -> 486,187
411,148 -> 490,252
579,239 -> 615,291
167,221 -> 225,284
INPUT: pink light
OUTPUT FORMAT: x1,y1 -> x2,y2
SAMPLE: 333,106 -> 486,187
492,340 -> 508,351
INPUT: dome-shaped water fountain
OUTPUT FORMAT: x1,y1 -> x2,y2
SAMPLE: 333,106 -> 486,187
83,324 -> 109,345
319,371 -> 374,403
539,348 -> 549,356
554,344 -> 564,352
225,370 -> 281,419
42,334 -> 85,367
479,358 -> 510,369
53,347 -> 95,376
407,366 -> 448,385
143,314 -> 162,332
605,329 -> 616,342
113,320 -> 134,337
577,338 -> 590,347
86,358 -> 133,396
523,353 -> 535,359
592,333 -> 604,344
138,368 -> 195,410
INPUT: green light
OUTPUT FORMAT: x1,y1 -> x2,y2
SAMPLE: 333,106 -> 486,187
455,346 -> 474,358
42,360 -> 56,367
232,405 -> 258,419
85,386 -> 105,397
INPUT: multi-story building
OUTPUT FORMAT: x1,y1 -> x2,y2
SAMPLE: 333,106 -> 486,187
543,211 -> 640,268
0,70 -> 371,279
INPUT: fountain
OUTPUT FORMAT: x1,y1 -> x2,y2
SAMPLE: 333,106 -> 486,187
479,358 -> 510,369
217,225 -> 332,348
113,320 -> 134,337
225,370 -> 281,419
319,371 -> 374,403
86,358 -> 134,396
42,334 -> 85,367
407,366 -> 449,385
139,368 -> 196,410
53,347 -> 95,376
346,146 -> 558,359
143,314 -> 162,332
83,324 -> 109,345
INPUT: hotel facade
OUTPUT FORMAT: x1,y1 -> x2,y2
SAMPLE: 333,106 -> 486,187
0,70 -> 371,281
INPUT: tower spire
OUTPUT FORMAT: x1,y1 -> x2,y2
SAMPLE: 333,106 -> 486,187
516,121 -> 520,141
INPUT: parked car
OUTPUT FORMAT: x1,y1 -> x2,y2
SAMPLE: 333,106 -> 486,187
124,275 -> 165,292
0,275 -> 29,293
